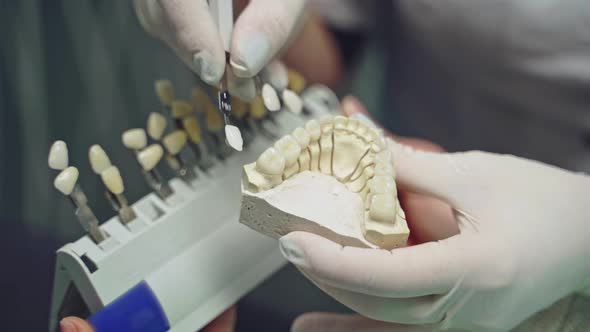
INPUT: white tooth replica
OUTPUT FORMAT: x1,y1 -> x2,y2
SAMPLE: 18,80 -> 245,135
282,89 -> 303,114
162,130 -> 187,155
54,166 -> 79,195
48,140 -> 68,170
122,129 -> 148,150
155,79 -> 174,107
147,112 -> 167,140
137,144 -> 164,171
225,125 -> 244,152
89,144 -> 112,174
101,165 -> 124,195
261,83 -> 281,112
240,116 -> 409,250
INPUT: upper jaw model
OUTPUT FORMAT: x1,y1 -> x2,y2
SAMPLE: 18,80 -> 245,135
240,115 -> 409,250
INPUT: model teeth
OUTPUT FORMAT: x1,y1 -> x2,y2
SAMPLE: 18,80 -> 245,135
368,176 -> 396,196
171,101 -> 194,118
333,115 -> 348,131
182,117 -> 202,143
101,165 -> 124,195
89,144 -> 112,174
155,80 -> 174,106
304,120 -> 321,142
225,125 -> 244,152
147,112 -> 167,140
48,140 -> 68,170
369,194 -> 397,223
54,166 -> 79,195
137,144 -> 164,171
262,83 -> 281,112
374,161 -> 394,176
274,135 -> 301,166
162,130 -> 187,155
292,127 -> 310,149
256,147 -> 286,175
281,89 -> 303,114
122,129 -> 148,150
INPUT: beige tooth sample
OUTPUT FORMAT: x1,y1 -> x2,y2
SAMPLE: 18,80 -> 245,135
48,140 -> 69,170
155,80 -> 174,106
147,112 -> 167,140
225,125 -> 244,152
282,89 -> 303,114
241,116 -> 409,250
54,166 -> 79,195
89,144 -> 112,174
137,144 -> 164,171
171,101 -> 194,119
162,130 -> 187,155
182,117 -> 202,144
101,165 -> 124,195
122,129 -> 148,150
262,83 -> 281,112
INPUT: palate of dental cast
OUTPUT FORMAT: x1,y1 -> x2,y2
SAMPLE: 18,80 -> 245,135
240,115 -> 409,250
155,79 -> 174,107
88,144 -> 112,174
48,140 -> 68,170
261,83 -> 281,112
147,112 -> 167,140
122,128 -> 148,150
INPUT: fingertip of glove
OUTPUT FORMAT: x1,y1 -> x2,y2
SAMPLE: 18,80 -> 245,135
230,32 -> 271,78
193,51 -> 224,85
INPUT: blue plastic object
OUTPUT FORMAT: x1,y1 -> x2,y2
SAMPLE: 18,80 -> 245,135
89,281 -> 170,332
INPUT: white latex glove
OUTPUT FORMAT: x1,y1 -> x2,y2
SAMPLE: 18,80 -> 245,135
134,0 -> 306,86
281,139 -> 590,332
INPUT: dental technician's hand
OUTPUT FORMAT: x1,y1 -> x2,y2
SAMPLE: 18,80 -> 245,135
134,0 -> 307,85
283,102 -> 590,332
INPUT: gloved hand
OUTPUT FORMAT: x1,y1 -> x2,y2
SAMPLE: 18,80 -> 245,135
281,101 -> 590,331
133,0 -> 307,85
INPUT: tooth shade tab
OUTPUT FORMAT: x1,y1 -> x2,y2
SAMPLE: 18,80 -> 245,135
263,61 -> 289,91
250,96 -> 267,120
282,89 -> 302,114
147,112 -> 167,140
206,106 -> 223,131
369,176 -> 396,195
274,135 -> 301,166
101,165 -> 124,195
262,83 -> 281,112
369,194 -> 397,223
256,147 -> 286,175
48,140 -> 68,170
333,115 -> 347,130
137,144 -> 164,171
292,127 -> 311,148
171,100 -> 194,118
162,130 -> 187,155
232,98 -> 248,119
122,129 -> 148,150
305,119 -> 321,141
54,166 -> 79,195
287,69 -> 306,94
192,87 -> 211,113
155,80 -> 174,106
182,116 -> 202,143
225,125 -> 244,151
89,144 -> 112,174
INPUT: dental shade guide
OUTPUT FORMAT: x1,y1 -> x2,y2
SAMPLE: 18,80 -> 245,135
48,75 -> 332,331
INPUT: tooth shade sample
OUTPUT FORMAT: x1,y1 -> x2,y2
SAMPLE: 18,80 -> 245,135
182,117 -> 202,143
89,144 -> 112,174
287,69 -> 306,94
192,88 -> 211,113
282,89 -> 303,114
162,130 -> 187,155
48,140 -> 68,170
101,165 -> 124,195
292,127 -> 310,149
137,144 -> 164,171
225,125 -> 243,151
241,117 -> 409,250
122,129 -> 148,150
155,80 -> 174,106
262,84 -> 280,112
274,135 -> 301,166
305,120 -> 321,141
54,166 -> 79,195
232,98 -> 248,119
171,100 -> 194,118
206,106 -> 223,131
250,96 -> 267,120
147,112 -> 167,140
263,61 -> 289,91
256,147 -> 286,175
